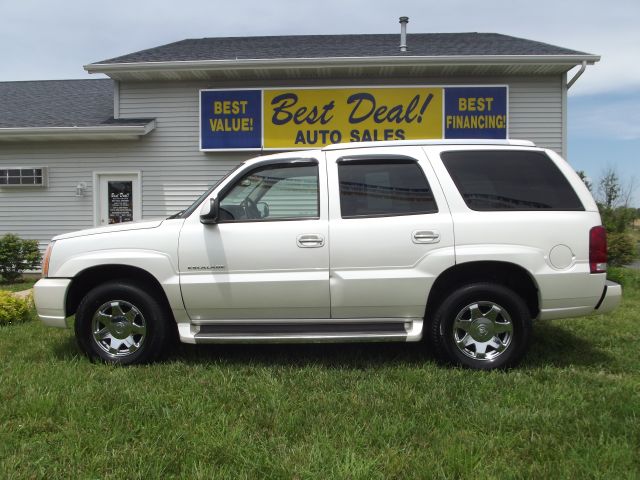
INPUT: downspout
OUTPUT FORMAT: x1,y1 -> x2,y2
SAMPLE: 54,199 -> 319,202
566,61 -> 587,89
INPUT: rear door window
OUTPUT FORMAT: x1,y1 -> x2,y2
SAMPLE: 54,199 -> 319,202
337,158 -> 438,218
440,150 -> 584,211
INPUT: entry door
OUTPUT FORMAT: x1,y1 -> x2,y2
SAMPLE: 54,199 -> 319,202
96,173 -> 141,226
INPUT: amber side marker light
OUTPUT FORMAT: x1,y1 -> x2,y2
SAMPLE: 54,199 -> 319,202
42,241 -> 55,278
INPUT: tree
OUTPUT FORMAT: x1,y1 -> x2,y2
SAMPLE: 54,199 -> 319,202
576,170 -> 592,192
592,168 -> 637,266
598,168 -> 621,209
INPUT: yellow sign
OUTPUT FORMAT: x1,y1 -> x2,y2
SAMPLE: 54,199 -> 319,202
263,88 -> 443,149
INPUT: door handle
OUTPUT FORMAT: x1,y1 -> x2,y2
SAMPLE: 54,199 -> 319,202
297,234 -> 325,248
412,230 -> 440,244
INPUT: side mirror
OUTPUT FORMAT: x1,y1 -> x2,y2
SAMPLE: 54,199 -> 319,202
200,198 -> 219,224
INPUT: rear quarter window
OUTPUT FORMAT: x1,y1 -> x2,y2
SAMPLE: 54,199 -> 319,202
440,150 -> 584,211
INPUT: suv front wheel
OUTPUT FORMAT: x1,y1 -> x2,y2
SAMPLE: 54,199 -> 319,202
428,283 -> 532,370
74,281 -> 171,365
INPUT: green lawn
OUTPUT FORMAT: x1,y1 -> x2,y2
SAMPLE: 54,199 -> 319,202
0,278 -> 36,293
1,271 -> 638,479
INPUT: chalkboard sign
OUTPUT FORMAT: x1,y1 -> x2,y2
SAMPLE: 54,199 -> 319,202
108,181 -> 133,224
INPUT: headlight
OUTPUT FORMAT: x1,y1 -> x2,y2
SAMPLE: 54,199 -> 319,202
42,241 -> 55,278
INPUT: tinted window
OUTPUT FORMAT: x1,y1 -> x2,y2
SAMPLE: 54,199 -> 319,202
220,163 -> 319,221
441,150 -> 584,211
338,159 -> 437,218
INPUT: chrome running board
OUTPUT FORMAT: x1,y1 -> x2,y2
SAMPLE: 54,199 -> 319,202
179,319 -> 423,344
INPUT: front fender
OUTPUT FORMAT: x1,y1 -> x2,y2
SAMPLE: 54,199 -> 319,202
54,249 -> 184,320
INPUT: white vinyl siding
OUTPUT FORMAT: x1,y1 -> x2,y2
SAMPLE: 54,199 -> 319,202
0,75 -> 565,253
259,176 -> 318,218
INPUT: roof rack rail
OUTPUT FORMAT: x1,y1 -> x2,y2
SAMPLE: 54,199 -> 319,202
322,139 -> 536,151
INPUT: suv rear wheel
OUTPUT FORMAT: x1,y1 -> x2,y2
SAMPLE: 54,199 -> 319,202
428,283 -> 532,370
74,281 -> 171,365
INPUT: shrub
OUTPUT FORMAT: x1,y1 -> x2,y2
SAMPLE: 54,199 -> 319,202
607,267 -> 640,290
600,206 -> 637,234
0,291 -> 32,326
607,232 -> 636,267
0,233 -> 42,283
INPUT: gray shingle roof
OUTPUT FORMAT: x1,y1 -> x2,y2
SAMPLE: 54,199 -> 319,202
94,33 -> 590,64
0,79 -> 150,128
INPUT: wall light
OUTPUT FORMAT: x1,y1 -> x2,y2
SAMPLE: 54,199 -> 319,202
75,182 -> 87,197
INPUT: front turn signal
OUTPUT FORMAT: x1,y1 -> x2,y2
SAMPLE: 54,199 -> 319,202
42,241 -> 55,278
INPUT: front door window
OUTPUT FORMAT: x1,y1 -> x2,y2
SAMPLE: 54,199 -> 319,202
219,163 -> 319,221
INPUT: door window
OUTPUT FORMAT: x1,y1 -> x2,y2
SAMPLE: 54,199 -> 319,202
337,159 -> 438,218
107,181 -> 134,224
219,163 -> 319,221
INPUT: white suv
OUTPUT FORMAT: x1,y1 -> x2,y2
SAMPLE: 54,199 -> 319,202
34,140 -> 621,369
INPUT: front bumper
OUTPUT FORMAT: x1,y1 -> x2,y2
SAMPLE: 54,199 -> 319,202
33,278 -> 72,328
594,280 -> 622,315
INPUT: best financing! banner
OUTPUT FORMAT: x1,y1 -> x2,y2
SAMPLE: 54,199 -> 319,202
200,86 -> 507,150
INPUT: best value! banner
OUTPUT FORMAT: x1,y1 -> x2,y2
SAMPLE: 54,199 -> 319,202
200,86 -> 507,150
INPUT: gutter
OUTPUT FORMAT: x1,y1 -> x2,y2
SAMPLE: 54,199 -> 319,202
85,54 -> 601,74
0,121 -> 156,140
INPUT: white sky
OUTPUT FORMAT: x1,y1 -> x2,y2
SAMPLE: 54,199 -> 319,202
1,0 -> 639,204
1,0 -> 638,96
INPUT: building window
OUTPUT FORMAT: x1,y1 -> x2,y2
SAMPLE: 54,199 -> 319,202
0,167 -> 47,187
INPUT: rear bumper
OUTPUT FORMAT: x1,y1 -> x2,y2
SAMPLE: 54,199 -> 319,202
594,280 -> 622,315
538,280 -> 622,320
33,278 -> 71,328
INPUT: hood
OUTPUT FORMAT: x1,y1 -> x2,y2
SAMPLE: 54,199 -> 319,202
53,219 -> 165,241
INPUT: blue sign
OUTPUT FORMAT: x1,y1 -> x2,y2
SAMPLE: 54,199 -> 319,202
200,90 -> 262,150
444,87 -> 507,139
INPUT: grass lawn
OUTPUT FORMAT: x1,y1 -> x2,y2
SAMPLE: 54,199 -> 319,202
1,270 -> 638,479
0,278 -> 37,293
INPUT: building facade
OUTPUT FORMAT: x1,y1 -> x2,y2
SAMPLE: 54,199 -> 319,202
0,32 -> 598,252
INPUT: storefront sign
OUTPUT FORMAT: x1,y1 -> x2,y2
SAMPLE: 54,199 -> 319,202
444,86 -> 507,139
200,86 -> 507,150
200,90 -> 262,150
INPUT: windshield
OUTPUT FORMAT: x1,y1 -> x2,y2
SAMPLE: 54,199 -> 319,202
167,162 -> 245,219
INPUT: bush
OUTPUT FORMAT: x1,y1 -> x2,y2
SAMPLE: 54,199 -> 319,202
0,233 -> 42,283
0,291 -> 32,326
600,206 -> 637,234
608,267 -> 640,290
607,232 -> 636,267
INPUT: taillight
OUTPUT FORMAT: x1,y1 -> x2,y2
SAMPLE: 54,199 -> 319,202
42,241 -> 55,278
589,226 -> 607,273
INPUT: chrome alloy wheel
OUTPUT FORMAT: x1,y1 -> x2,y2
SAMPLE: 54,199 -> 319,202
452,301 -> 513,361
91,300 -> 147,358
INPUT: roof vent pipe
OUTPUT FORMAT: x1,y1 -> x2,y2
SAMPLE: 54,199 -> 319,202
399,16 -> 409,52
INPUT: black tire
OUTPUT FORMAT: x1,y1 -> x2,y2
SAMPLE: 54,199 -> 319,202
427,283 -> 532,370
75,281 -> 171,365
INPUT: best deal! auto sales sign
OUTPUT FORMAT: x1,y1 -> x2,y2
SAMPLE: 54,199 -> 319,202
200,85 -> 507,150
